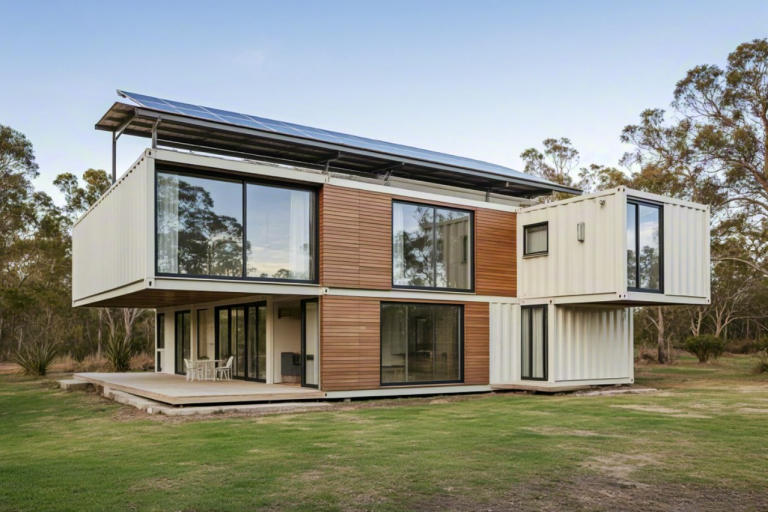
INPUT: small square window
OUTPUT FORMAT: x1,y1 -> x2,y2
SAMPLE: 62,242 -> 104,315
524,223 -> 548,256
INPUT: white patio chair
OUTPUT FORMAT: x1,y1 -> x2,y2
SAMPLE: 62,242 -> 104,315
215,356 -> 234,381
184,359 -> 203,382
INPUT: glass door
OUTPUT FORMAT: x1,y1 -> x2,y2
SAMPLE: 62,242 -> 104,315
521,306 -> 547,381
174,311 -> 191,375
301,298 -> 320,388
247,304 -> 267,381
216,302 -> 267,382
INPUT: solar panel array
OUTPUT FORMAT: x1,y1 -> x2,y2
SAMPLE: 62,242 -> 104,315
118,90 -> 552,184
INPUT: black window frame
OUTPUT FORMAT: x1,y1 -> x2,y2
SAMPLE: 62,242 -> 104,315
379,302 -> 465,387
521,305 -> 547,381
391,199 -> 475,292
626,199 -> 664,294
154,165 -> 319,285
523,222 -> 549,256
174,310 -> 191,376
156,313 -> 165,372
214,301 -> 268,383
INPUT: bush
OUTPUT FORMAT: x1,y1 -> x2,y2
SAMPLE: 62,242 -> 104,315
684,335 -> 726,363
130,352 -> 154,371
104,336 -> 132,372
752,338 -> 768,374
13,341 -> 58,377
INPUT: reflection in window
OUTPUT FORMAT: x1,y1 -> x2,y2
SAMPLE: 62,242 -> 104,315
627,201 -> 662,291
393,202 -> 472,290
246,184 -> 313,280
524,223 -> 548,255
381,303 -> 462,384
521,306 -> 547,380
156,169 -> 316,282
157,172 -> 243,276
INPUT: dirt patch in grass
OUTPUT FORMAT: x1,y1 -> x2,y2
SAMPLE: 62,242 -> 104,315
523,426 -> 612,437
611,404 -> 712,418
410,478 -> 768,512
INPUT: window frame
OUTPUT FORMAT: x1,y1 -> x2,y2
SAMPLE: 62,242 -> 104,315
379,302 -> 465,387
520,305 -> 548,381
391,199 -> 475,293
626,199 -> 664,294
174,310 -> 191,376
154,165 -> 319,284
523,221 -> 549,257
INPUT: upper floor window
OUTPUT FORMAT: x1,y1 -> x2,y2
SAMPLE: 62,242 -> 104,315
392,201 -> 472,291
156,169 -> 315,282
626,200 -> 662,292
523,222 -> 548,256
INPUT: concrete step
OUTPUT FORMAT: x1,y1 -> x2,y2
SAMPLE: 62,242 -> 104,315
58,379 -> 94,391
105,389 -> 172,414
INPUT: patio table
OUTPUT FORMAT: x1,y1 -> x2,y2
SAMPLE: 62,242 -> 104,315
191,359 -> 223,381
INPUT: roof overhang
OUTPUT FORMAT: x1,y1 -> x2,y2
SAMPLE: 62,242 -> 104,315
96,102 -> 582,198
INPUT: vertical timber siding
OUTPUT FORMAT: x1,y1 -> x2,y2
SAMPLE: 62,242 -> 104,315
321,296 -> 490,391
321,296 -> 381,391
464,302 -> 490,385
319,185 -> 391,290
475,209 -> 517,297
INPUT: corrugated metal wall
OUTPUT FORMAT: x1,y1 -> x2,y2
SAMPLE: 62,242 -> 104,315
489,302 -> 519,384
72,157 -> 149,302
554,306 -> 632,381
664,202 -> 710,299
518,191 -> 622,299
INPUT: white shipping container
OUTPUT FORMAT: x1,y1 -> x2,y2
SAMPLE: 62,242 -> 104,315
518,187 -> 710,306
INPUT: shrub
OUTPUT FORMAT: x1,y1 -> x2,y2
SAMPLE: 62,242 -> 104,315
752,338 -> 768,374
104,336 -> 132,372
13,341 -> 58,377
684,335 -> 726,363
130,352 -> 155,371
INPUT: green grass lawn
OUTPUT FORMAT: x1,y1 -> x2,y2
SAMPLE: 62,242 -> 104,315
1,355 -> 767,512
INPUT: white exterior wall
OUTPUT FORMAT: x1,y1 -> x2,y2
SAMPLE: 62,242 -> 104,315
518,190 -> 622,300
518,187 -> 711,305
489,303 -> 633,386
553,305 -> 633,383
72,153 -> 151,304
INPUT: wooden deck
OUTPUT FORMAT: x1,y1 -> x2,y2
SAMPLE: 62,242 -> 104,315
74,372 -> 326,406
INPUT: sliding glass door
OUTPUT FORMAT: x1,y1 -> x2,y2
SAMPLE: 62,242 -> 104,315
174,311 -> 191,375
216,302 -> 267,382
521,306 -> 547,381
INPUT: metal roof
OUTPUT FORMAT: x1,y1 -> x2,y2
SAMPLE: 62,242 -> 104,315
95,90 -> 581,197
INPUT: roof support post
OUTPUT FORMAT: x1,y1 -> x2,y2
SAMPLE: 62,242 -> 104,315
485,188 -> 493,202
111,132 -> 117,184
151,118 -> 162,149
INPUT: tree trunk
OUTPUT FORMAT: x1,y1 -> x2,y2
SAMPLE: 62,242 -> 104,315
657,307 -> 668,364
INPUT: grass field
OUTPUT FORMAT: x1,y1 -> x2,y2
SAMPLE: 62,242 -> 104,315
0,355 -> 767,512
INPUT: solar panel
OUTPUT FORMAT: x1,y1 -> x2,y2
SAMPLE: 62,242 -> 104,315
117,90 -> 558,185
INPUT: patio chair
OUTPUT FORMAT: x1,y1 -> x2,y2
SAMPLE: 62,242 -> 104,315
215,356 -> 234,381
184,359 -> 203,382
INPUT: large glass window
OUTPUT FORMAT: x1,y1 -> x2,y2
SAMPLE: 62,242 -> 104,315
392,201 -> 472,290
157,171 -> 243,277
381,303 -> 462,385
626,200 -> 662,291
246,184 -> 314,280
156,169 -> 316,282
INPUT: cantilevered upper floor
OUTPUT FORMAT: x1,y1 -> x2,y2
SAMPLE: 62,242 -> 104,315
517,187 -> 711,306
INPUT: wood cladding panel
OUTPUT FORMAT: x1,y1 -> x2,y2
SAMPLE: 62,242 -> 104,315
464,302 -> 490,385
319,185 -> 391,290
320,296 -> 490,391
475,209 -> 517,297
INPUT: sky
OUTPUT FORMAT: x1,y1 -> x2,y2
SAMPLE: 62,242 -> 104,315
1,0 -> 766,204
